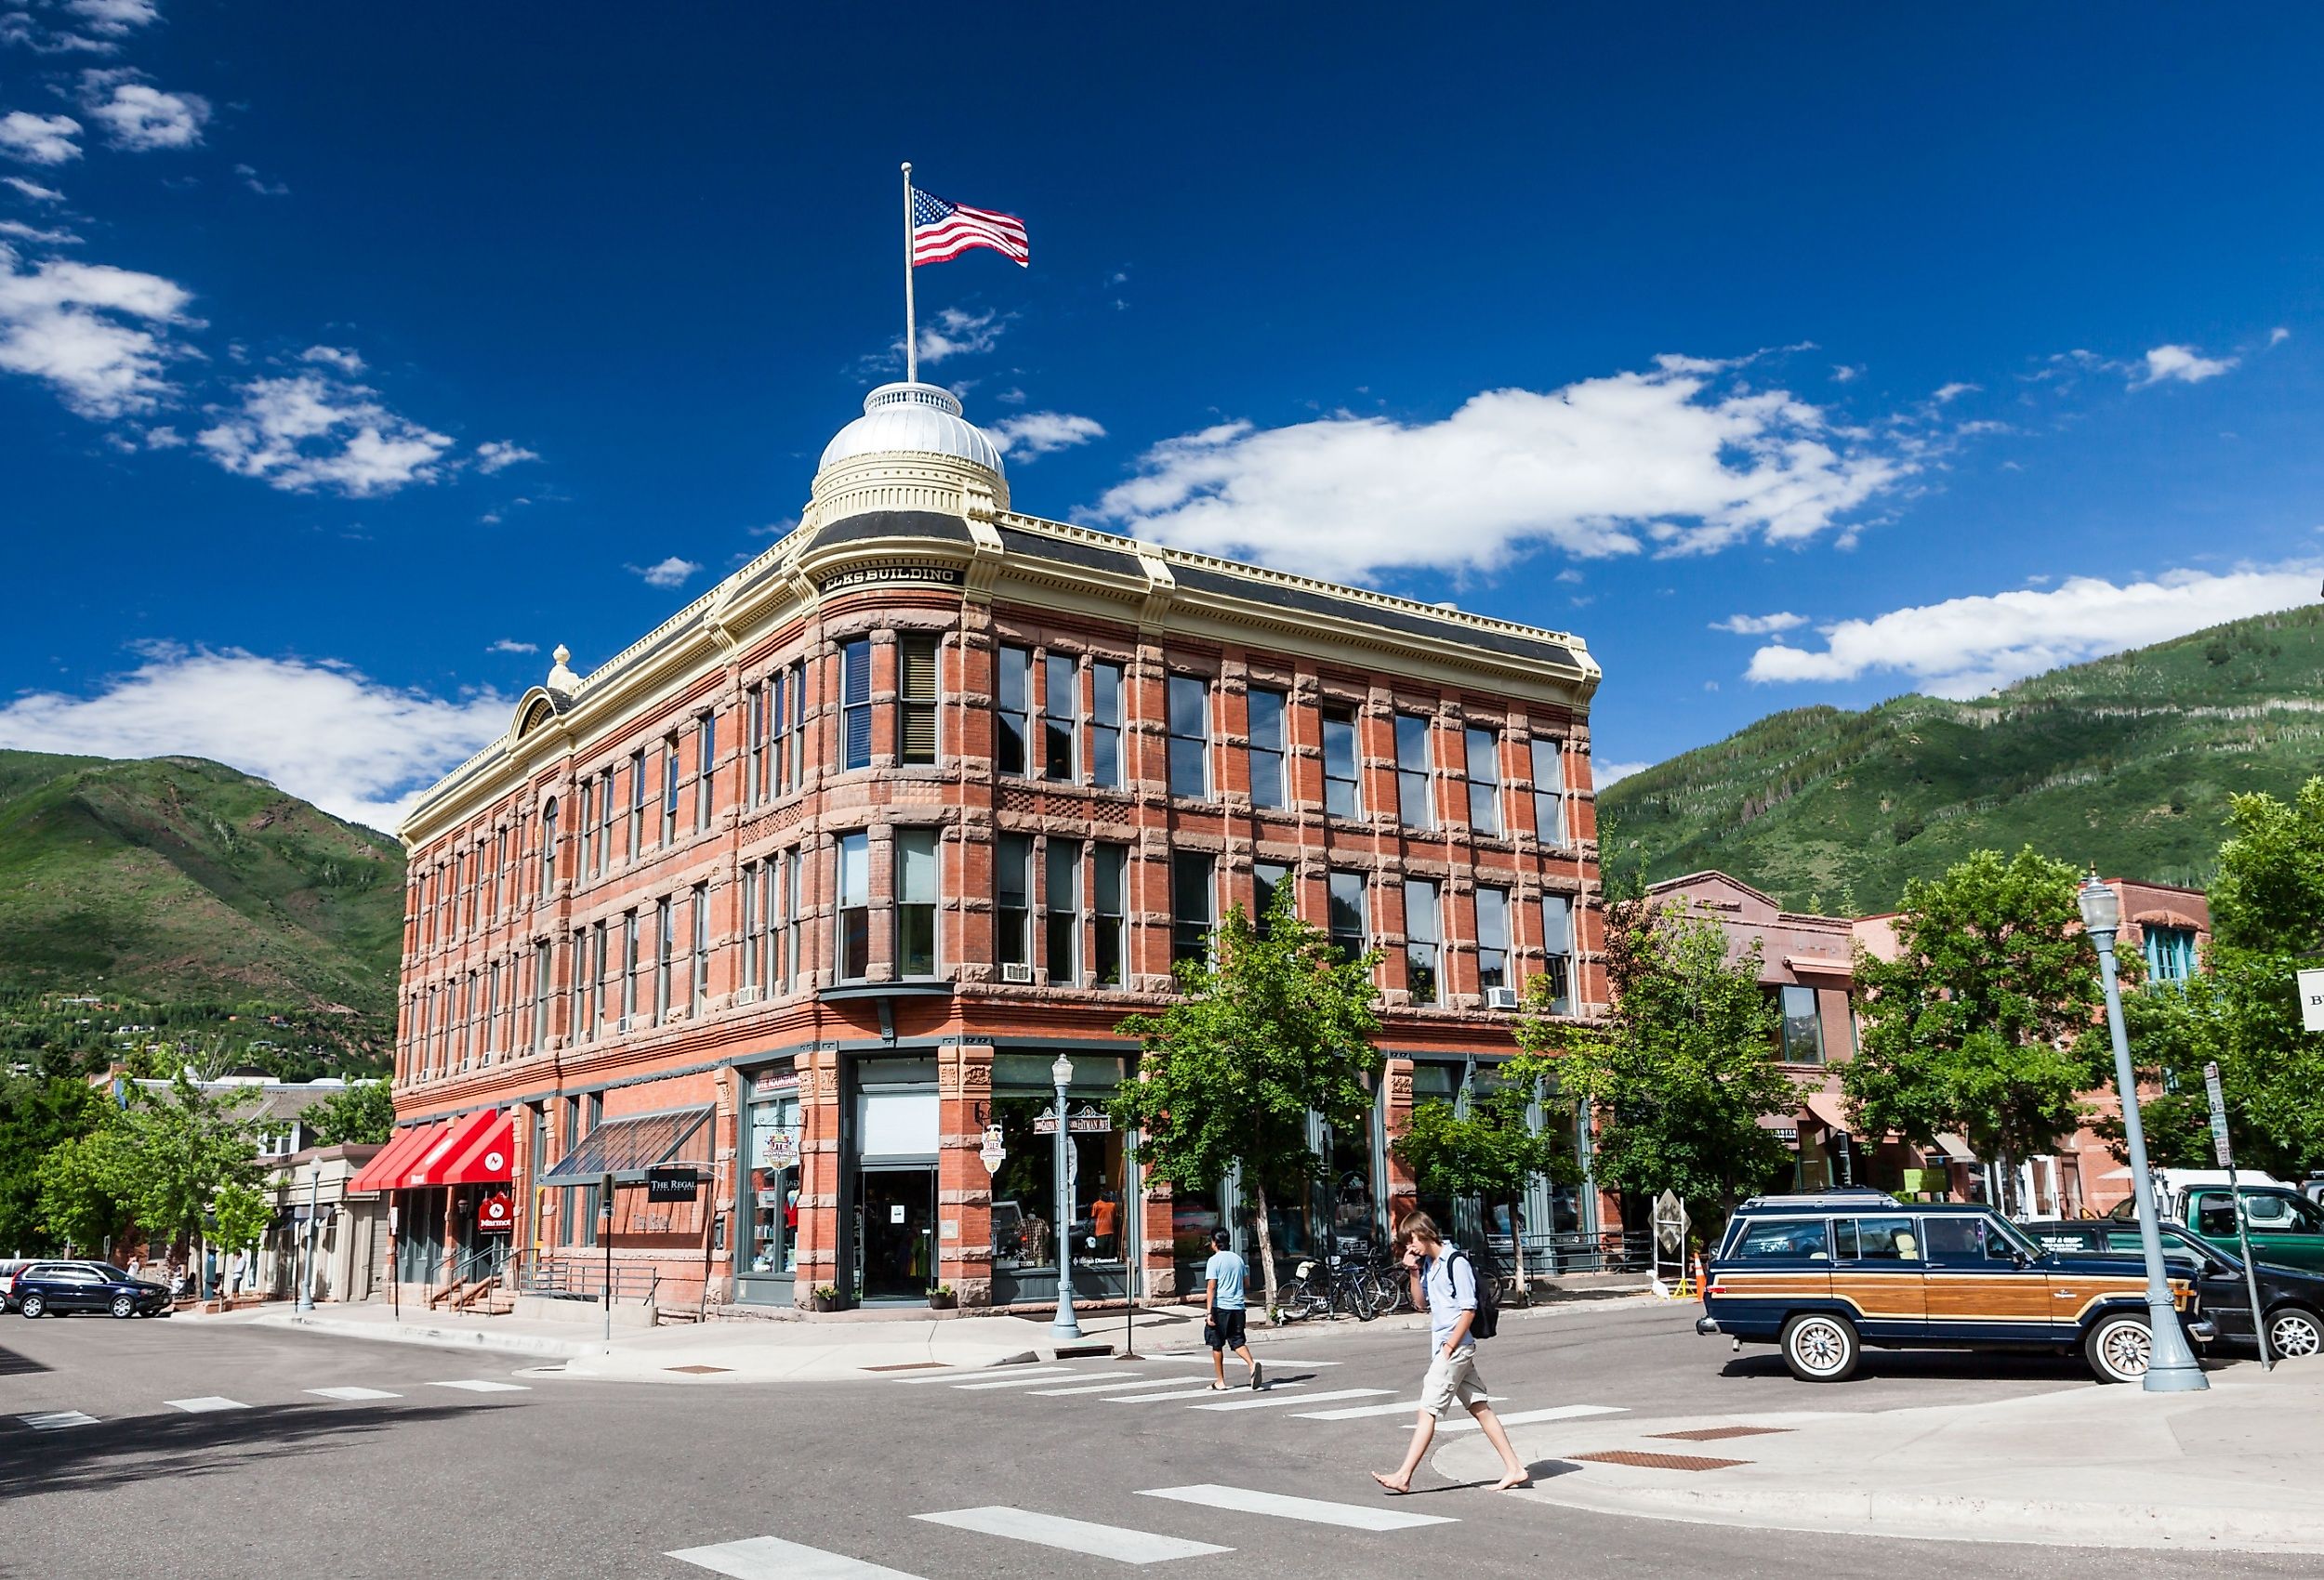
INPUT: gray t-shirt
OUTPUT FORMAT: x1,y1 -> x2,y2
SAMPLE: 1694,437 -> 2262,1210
1423,1248 -> 1479,1352
1204,1249 -> 1248,1310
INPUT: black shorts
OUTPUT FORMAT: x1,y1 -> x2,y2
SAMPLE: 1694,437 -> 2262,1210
1207,1308 -> 1248,1350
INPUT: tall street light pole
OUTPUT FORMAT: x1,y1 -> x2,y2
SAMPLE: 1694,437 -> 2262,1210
297,1158 -> 319,1312
1050,1054 -> 1082,1341
2080,873 -> 2208,1392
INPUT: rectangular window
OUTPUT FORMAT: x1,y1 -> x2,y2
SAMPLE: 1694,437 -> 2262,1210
900,635 -> 939,767
621,909 -> 639,1024
896,829 -> 938,978
481,967 -> 497,1057
691,881 -> 709,1010
746,683 -> 765,805
769,669 -> 789,797
589,920 -> 608,1034
1540,894 -> 1576,1015
1167,674 -> 1210,798
1248,687 -> 1287,810
837,640 -> 871,770
1171,849 -> 1215,967
458,972 -> 475,1067
996,645 -> 1032,775
1406,878 -> 1442,1006
1045,839 -> 1081,983
662,735 -> 679,845
600,768 -> 616,868
1466,726 -> 1501,835
1093,843 -> 1128,987
541,800 -> 559,894
1394,714 -> 1433,830
837,832 -> 870,981
996,834 -> 1032,968
1327,870 -> 1367,961
1476,886 -> 1511,991
1531,737 -> 1565,844
1090,661 -> 1124,788
2144,925 -> 2199,983
740,866 -> 760,994
759,857 -> 779,993
578,780 -> 596,879
695,712 -> 717,830
783,852 -> 801,994
1253,860 -> 1290,929
787,664 -> 806,789
627,749 -> 645,856
532,941 -> 550,1050
1779,984 -> 1825,1064
1322,706 -> 1360,819
1043,652 -> 1077,781
568,929 -> 586,1043
655,896 -> 673,1021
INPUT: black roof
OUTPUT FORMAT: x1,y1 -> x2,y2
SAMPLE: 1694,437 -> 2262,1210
813,510 -> 975,548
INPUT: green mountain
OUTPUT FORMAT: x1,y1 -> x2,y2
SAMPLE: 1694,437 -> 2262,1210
1598,605 -> 2324,913
0,750 -> 406,1017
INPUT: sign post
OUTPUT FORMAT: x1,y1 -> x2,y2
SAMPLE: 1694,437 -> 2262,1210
600,1170 -> 615,1348
2206,1061 -> 2272,1370
1651,1190 -> 1689,1297
2299,968 -> 2324,1034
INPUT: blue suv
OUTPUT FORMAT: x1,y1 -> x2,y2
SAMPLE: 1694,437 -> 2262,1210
9,1260 -> 173,1319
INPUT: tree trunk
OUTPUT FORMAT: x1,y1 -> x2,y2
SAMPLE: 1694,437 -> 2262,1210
1251,1178 -> 1281,1323
1995,1147 -> 2018,1220
1508,1196 -> 1529,1306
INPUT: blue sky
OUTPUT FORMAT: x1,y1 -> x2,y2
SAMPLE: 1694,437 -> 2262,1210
4,3 -> 2320,826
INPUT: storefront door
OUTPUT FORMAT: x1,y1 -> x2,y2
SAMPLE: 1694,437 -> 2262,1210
858,1168 -> 935,1301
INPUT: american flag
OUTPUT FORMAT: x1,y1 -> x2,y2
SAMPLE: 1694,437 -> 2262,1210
912,188 -> 1030,268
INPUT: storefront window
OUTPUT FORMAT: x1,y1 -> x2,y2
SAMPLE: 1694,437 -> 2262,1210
986,1056 -> 1126,1279
746,1067 -> 802,1276
1327,1110 -> 1379,1256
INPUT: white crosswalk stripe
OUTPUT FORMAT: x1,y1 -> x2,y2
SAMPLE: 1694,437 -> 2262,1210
1139,1483 -> 1457,1531
1192,1387 -> 1393,1413
18,1411 -> 96,1430
901,1365 -> 1073,1385
1151,1351 -> 1340,1366
1026,1376 -> 1194,1397
953,1370 -> 1138,1391
308,1387 -> 402,1402
1103,1381 -> 1308,1403
428,1379 -> 530,1393
1292,1395 -> 1503,1420
165,1396 -> 247,1413
669,1535 -> 925,1579
1435,1403 -> 1626,1433
915,1507 -> 1231,1564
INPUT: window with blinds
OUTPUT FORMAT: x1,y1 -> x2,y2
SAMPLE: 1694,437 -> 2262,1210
899,635 -> 939,766
841,639 -> 873,770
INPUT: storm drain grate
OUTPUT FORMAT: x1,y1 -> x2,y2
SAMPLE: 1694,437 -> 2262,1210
860,1362 -> 950,1373
1649,1426 -> 1793,1442
1572,1450 -> 1749,1471
665,1364 -> 733,1376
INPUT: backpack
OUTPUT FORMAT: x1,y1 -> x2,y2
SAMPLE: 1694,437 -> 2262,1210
1440,1247 -> 1499,1340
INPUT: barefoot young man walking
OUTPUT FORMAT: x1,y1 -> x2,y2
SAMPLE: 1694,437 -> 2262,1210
1371,1212 -> 1530,1494
1203,1229 -> 1263,1391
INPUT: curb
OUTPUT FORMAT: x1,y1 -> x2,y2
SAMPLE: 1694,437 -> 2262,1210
254,1311 -> 588,1361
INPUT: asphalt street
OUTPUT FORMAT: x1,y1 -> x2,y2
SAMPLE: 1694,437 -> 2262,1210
0,1297 -> 2296,1579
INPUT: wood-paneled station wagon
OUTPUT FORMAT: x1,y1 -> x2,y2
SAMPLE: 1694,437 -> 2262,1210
1697,1191 -> 2214,1384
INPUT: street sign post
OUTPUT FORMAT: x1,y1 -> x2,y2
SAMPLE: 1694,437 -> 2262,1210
2205,1060 -> 2273,1369
1651,1190 -> 1689,1296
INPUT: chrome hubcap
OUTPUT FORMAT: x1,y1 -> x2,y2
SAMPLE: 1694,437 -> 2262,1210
1794,1321 -> 1845,1372
2102,1323 -> 2152,1376
2270,1315 -> 2321,1358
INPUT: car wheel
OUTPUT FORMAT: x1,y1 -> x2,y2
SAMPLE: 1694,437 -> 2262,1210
1779,1311 -> 1861,1382
109,1294 -> 136,1319
19,1294 -> 45,1319
2084,1311 -> 2153,1383
2265,1306 -> 2323,1360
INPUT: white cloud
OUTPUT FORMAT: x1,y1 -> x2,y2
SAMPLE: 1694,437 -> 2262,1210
2135,344 -> 2237,388
79,71 -> 208,151
1932,381 -> 1978,403
299,343 -> 363,375
1830,364 -> 1860,383
233,162 -> 288,197
2269,326 -> 2291,347
139,421 -> 179,446
487,639 -> 537,655
65,0 -> 161,36
0,111 -> 83,165
915,306 -> 1003,364
1094,358 -> 1908,580
1710,612 -> 1807,635
474,439 -> 539,473
629,556 -> 700,589
0,242 -> 191,415
196,372 -> 454,496
0,645 -> 509,830
0,13 -> 112,52
4,175 -> 65,201
1593,760 -> 1651,788
0,217 -> 79,244
1745,567 -> 2317,697
990,410 -> 1104,459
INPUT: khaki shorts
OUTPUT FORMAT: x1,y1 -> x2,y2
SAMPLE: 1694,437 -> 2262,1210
1418,1346 -> 1488,1419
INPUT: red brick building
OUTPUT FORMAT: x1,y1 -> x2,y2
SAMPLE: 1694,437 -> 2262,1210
386,382 -> 1606,1314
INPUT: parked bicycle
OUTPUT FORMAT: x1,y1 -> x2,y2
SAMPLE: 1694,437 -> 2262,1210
1273,1255 -> 1381,1323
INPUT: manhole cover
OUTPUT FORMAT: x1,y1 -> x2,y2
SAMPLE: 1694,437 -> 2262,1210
665,1364 -> 733,1376
1650,1426 -> 1793,1442
1573,1450 -> 1749,1471
861,1362 -> 950,1373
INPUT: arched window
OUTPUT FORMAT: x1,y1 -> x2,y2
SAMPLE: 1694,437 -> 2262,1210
540,797 -> 560,893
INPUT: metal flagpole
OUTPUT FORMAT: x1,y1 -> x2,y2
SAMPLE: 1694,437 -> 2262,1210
901,162 -> 918,384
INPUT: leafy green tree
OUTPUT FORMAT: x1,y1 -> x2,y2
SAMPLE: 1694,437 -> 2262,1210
209,1180 -> 271,1296
1392,1069 -> 1579,1300
0,1073 -> 110,1253
1543,895 -> 1799,1247
1845,847 -> 2106,1214
1112,886 -> 1382,1319
308,1080 -> 396,1146
117,1072 -> 266,1249
36,1126 -> 138,1254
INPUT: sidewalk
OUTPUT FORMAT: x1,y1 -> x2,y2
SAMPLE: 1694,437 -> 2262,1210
1434,1355 -> 2324,1553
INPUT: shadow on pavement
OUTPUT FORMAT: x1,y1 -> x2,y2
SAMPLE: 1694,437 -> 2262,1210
0,1404 -> 482,1500
1715,1349 -> 2104,1387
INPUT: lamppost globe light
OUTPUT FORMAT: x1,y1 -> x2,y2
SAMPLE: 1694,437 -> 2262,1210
1050,1054 -> 1075,1088
2078,871 -> 2120,946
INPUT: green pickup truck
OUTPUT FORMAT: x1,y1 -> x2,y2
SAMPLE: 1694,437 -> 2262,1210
2110,1182 -> 2324,1274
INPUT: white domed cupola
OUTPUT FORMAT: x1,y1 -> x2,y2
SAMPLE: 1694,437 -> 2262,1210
809,381 -> 1010,527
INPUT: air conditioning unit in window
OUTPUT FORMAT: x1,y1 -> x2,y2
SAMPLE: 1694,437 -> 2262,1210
1000,962 -> 1036,984
732,985 -> 759,1007
612,1016 -> 633,1034
1485,986 -> 1520,1010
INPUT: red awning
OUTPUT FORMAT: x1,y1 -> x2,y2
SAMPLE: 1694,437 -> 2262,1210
423,1110 -> 515,1188
347,1120 -> 450,1194
397,1110 -> 498,1190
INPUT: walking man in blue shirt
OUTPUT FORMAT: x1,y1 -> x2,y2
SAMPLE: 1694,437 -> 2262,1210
1371,1211 -> 1530,1494
1203,1229 -> 1263,1391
